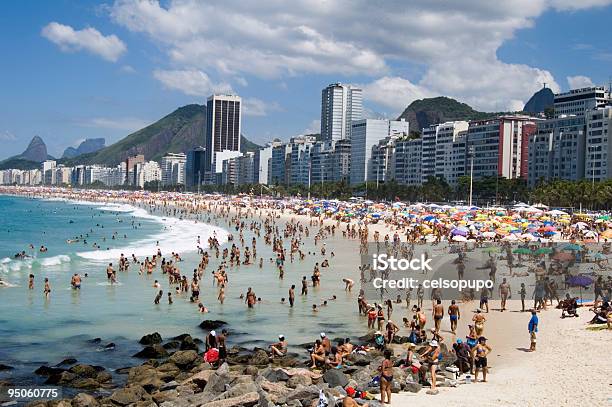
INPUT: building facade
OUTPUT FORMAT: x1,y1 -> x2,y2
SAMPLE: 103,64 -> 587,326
321,83 -> 363,142
161,153 -> 186,186
205,94 -> 242,172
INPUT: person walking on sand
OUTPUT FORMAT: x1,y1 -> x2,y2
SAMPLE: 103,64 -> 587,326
433,299 -> 444,333
379,349 -> 394,404
448,300 -> 460,334
499,278 -> 511,312
471,336 -> 491,382
528,309 -> 538,352
472,309 -> 486,336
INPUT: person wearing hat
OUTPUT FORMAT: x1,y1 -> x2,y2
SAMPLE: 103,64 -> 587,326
385,319 -> 399,344
270,334 -> 287,358
418,339 -> 441,393
452,339 -> 471,373
342,388 -> 369,407
471,336 -> 492,382
205,330 -> 217,351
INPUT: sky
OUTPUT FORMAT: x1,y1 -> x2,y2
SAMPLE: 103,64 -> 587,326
1,0 -> 611,160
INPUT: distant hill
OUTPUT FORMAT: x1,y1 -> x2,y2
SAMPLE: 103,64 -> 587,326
523,87 -> 554,115
0,136 -> 54,170
62,138 -> 105,158
61,104 -> 261,166
397,97 -> 507,134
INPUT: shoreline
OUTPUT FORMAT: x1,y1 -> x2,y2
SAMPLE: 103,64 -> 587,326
0,186 -> 610,407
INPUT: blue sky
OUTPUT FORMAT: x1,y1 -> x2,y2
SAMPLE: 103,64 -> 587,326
1,0 -> 611,160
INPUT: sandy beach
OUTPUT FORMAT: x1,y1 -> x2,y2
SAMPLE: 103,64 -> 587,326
0,186 -> 610,407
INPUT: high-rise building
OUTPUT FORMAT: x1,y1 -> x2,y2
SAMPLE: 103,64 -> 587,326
254,145 -> 273,185
205,94 -> 242,172
585,107 -> 612,181
321,83 -> 363,141
466,116 -> 538,181
554,86 -> 610,118
161,153 -> 187,186
125,154 -> 145,185
350,119 -> 409,185
393,138 -> 422,186
42,160 -> 56,185
185,147 -> 206,188
135,161 -> 161,188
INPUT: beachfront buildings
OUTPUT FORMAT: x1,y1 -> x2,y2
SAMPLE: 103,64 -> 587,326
161,153 -> 186,186
554,86 -> 611,118
135,161 -> 161,188
125,154 -> 145,186
42,160 -> 56,185
584,107 -> 612,182
204,94 -> 242,173
185,147 -> 206,188
350,119 -> 410,185
321,83 -> 363,142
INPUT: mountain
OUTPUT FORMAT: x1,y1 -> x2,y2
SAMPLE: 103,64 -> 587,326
21,136 -> 49,162
0,136 -> 54,170
523,87 -> 554,115
240,135 -> 262,154
62,104 -> 262,166
62,138 -> 106,158
397,96 -> 504,134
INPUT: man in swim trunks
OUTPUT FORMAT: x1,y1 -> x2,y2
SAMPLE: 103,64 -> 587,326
479,287 -> 489,313
289,285 -> 295,307
448,300 -> 460,334
498,278 -> 511,311
433,299 -> 444,333
528,309 -> 538,352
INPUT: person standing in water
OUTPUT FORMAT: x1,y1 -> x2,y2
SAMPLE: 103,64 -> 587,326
43,278 -> 51,300
289,285 -> 295,307
28,274 -> 34,290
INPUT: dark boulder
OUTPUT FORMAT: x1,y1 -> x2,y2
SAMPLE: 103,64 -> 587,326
0,364 -> 14,371
35,365 -> 65,376
56,358 -> 78,366
198,320 -> 227,330
133,344 -> 168,359
139,332 -> 163,345
323,369 -> 349,388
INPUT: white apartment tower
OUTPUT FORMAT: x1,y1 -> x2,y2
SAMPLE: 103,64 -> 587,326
161,153 -> 187,186
321,83 -> 363,141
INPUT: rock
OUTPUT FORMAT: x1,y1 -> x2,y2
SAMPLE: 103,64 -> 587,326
392,335 -> 410,344
219,382 -> 258,399
56,358 -> 77,366
72,393 -> 99,407
35,365 -> 65,376
347,353 -> 371,366
110,385 -> 146,406
271,355 -> 299,368
258,379 -> 292,403
203,369 -> 231,394
205,392 -> 259,407
0,364 -> 14,371
404,381 -> 422,393
127,365 -> 164,392
287,375 -> 312,388
248,349 -> 270,366
69,364 -> 99,378
139,333 -> 163,345
46,371 -> 76,385
261,367 -> 290,382
323,370 -> 349,388
179,336 -> 199,351
183,369 -> 215,389
163,341 -> 181,350
285,384 -> 320,403
168,350 -> 199,368
71,378 -> 101,390
198,320 -> 227,330
96,371 -> 113,384
152,389 -> 178,404
104,343 -> 116,350
161,381 -> 179,391
115,367 -> 132,374
133,344 -> 168,359
88,338 -> 102,344
244,365 -> 258,376
157,362 -> 180,381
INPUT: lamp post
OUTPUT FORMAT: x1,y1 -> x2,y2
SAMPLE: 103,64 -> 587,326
468,146 -> 474,207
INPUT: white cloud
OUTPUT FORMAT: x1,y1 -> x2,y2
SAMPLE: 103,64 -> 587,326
109,0 -> 612,112
42,22 -> 126,62
77,117 -> 150,132
243,97 -> 280,117
302,119 -> 321,134
153,69 -> 233,96
567,75 -> 595,89
120,65 -> 136,74
0,131 -> 17,141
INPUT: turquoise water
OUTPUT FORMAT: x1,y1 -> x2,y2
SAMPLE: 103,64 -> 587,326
0,195 -> 365,386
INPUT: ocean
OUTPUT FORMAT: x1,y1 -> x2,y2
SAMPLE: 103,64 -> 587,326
0,195 -> 365,388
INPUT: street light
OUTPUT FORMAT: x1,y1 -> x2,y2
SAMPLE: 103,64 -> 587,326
468,146 -> 474,207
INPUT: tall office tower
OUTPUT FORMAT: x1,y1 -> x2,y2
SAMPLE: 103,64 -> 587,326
185,147 -> 207,188
321,83 -> 363,141
205,94 -> 242,172
585,107 -> 612,181
554,86 -> 610,117
125,154 -> 145,185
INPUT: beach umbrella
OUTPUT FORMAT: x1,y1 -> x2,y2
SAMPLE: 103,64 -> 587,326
513,247 -> 532,255
571,222 -> 589,230
534,247 -> 553,255
483,246 -> 500,253
451,227 -> 469,236
562,243 -> 582,251
567,275 -> 594,302
452,235 -> 468,242
593,252 -> 607,260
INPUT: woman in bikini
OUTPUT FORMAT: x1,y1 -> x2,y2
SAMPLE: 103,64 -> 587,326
379,349 -> 394,404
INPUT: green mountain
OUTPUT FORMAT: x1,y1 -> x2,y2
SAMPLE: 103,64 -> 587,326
397,96 -> 507,134
0,136 -> 55,170
62,104 -> 262,166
